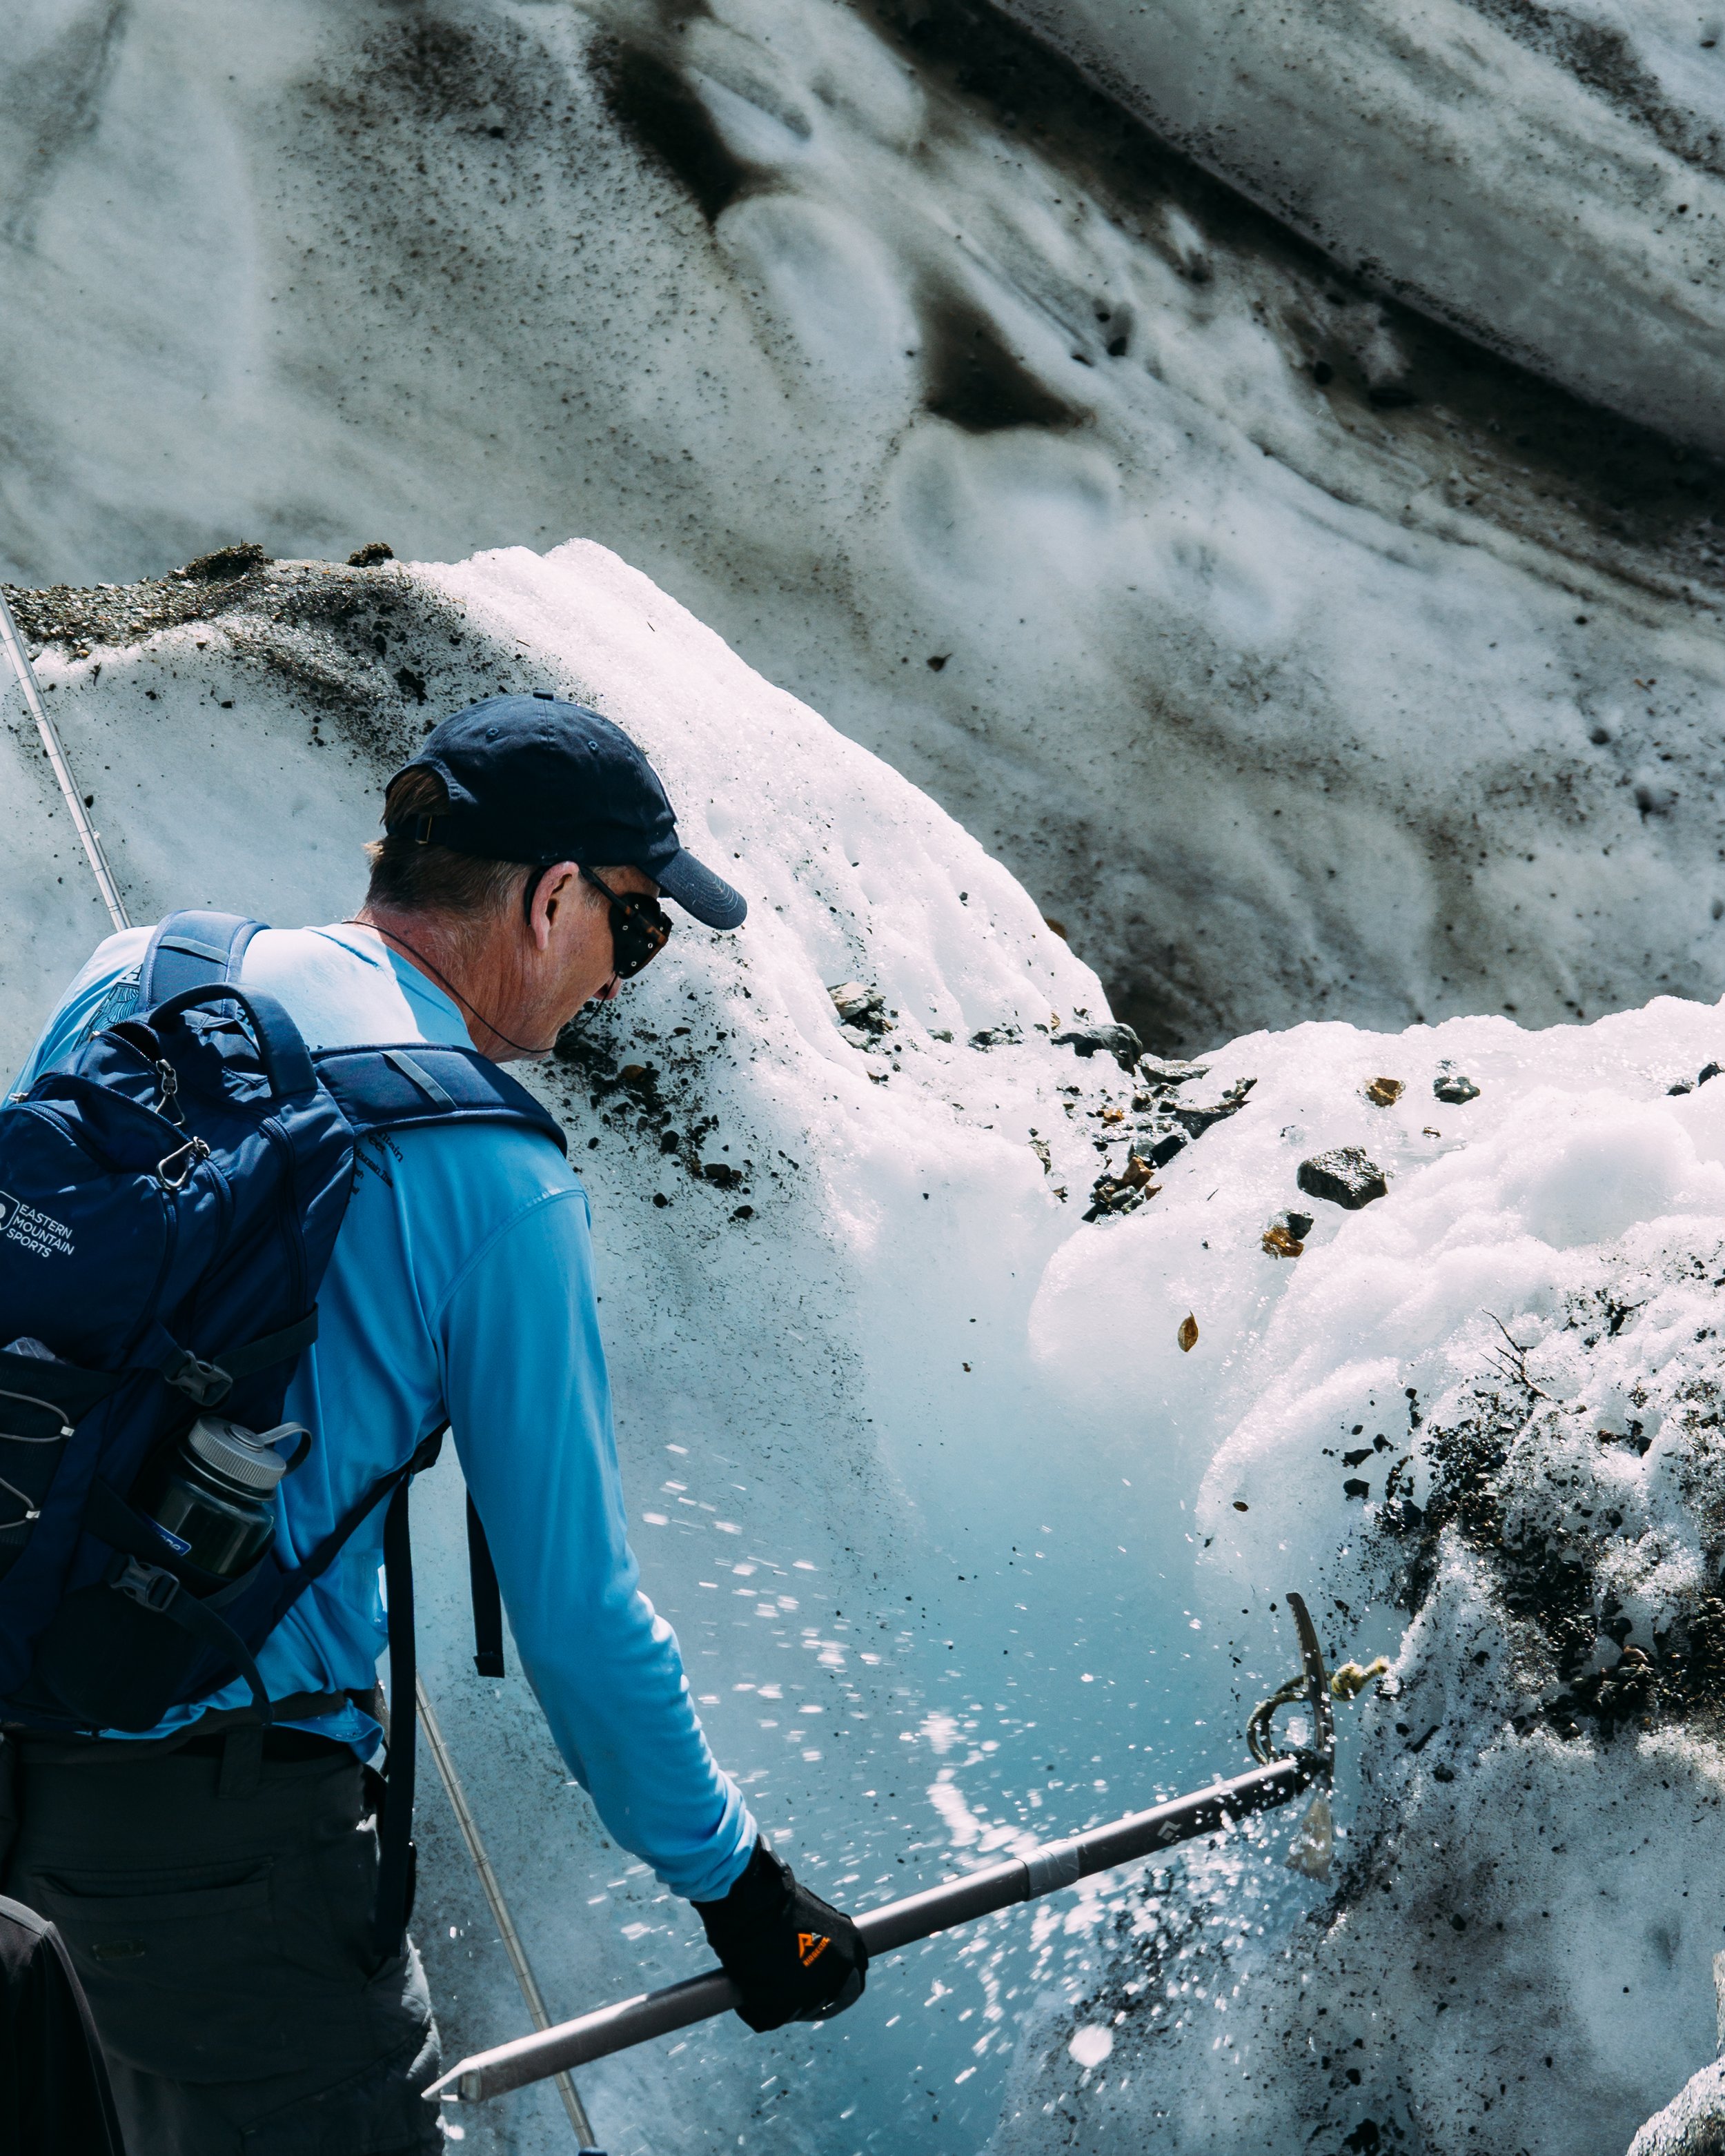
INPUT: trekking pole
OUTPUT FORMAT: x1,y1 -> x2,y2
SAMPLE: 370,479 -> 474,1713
0,586 -> 129,931
427,1596 -> 1337,2110
414,1679 -> 601,2148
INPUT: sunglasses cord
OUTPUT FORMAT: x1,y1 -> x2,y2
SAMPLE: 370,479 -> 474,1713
344,917 -> 553,1057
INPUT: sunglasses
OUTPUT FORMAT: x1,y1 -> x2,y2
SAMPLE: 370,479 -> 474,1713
580,867 -> 672,978
522,864 -> 673,977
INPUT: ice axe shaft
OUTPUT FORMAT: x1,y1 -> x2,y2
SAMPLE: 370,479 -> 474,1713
427,1752 -> 1310,2106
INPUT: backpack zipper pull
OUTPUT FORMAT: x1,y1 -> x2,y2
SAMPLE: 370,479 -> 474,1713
152,1059 -> 185,1127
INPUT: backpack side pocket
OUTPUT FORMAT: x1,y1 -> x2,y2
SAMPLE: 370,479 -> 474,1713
30,1531 -> 269,1734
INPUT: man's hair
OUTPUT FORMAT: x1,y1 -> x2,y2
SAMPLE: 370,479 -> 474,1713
364,767 -> 529,916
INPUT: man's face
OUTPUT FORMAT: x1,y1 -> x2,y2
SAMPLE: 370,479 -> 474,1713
537,862 -> 663,1026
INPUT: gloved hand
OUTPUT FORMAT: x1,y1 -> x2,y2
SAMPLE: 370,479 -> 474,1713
693,1839 -> 868,2032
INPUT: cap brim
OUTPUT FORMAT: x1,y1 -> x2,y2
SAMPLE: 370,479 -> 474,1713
656,849 -> 748,929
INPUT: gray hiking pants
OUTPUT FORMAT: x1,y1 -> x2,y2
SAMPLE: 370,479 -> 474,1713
0,1729 -> 441,2155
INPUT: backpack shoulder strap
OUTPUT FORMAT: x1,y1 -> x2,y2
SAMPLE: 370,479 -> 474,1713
313,1044 -> 569,1156
138,909 -> 265,1006
134,922 -> 565,1164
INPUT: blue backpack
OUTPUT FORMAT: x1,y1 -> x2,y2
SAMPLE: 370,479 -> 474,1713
0,911 -> 561,1947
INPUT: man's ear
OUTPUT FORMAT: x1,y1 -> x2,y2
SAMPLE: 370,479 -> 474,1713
529,862 -> 582,950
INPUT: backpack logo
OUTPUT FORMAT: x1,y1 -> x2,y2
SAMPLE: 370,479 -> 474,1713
796,1930 -> 831,1968
0,1191 -> 73,1260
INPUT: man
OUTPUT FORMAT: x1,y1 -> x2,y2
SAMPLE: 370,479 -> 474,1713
0,694 -> 865,2154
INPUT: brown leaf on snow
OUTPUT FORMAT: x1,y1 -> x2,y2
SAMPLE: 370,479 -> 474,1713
1261,1224 -> 1305,1258
1365,1076 -> 1405,1106
1177,1313 -> 1199,1353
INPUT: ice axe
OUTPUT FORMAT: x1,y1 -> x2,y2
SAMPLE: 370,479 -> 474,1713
428,1592 -> 1352,2115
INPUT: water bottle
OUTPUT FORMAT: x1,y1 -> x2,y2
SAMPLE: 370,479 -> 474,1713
139,1416 -> 306,1579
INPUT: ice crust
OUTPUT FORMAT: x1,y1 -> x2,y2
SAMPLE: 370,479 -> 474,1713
5,542 -> 1724,2153
4,0 -> 1724,1052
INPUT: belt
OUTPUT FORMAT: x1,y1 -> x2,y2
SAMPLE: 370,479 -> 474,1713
2,1686 -> 379,1766
179,1727 -> 354,1764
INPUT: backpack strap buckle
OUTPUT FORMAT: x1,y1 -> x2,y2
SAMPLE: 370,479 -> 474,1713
138,1313 -> 320,1412
114,1557 -> 180,1614
161,1348 -> 233,1407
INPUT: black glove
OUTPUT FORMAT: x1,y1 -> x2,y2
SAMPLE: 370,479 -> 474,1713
694,1839 -> 868,2033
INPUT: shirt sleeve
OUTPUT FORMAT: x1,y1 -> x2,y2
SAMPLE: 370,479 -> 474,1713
437,1189 -> 758,1903
8,928 -> 150,1098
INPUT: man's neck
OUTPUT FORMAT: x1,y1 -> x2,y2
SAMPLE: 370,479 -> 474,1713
352,905 -> 523,1059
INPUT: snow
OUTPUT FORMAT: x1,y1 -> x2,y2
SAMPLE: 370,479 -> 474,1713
1018,998 -> 1725,2149
5,0 -> 1724,1056
1067,2023 -> 1113,2069
7,540 -> 1725,2153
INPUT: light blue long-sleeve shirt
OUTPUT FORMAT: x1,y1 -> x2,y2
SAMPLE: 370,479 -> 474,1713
15,923 -> 756,1903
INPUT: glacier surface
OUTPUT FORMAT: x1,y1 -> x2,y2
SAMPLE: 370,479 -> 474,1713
8,0 -> 1725,2145
5,542 -> 1724,2155
3,0 -> 1724,1051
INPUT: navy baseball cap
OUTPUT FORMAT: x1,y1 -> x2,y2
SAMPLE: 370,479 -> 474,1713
392,693 -> 747,929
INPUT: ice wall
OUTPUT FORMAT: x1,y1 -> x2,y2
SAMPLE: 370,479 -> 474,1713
6,544 -> 1724,2154
990,0 -> 1725,453
3,0 -> 1723,1051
